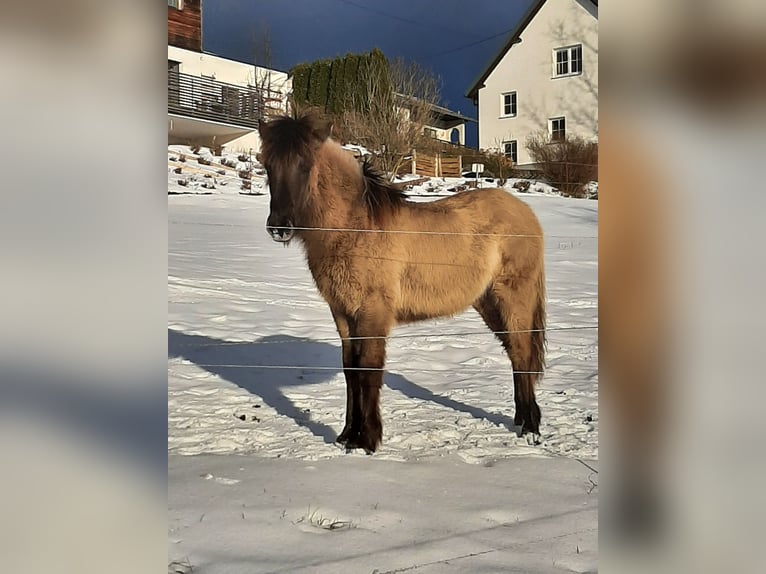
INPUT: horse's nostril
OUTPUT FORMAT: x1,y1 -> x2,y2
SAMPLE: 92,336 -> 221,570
267,220 -> 295,243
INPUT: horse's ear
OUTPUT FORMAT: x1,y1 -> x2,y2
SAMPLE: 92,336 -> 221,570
312,119 -> 333,142
258,120 -> 270,139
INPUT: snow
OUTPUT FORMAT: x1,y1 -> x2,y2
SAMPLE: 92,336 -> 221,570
168,147 -> 598,572
342,143 -> 372,157
169,455 -> 597,574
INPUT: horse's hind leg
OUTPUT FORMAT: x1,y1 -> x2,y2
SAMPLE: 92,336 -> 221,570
473,280 -> 545,437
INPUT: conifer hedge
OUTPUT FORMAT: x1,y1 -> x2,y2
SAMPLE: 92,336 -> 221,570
290,49 -> 390,112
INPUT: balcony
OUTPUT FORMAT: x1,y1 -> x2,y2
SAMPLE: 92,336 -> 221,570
168,71 -> 268,129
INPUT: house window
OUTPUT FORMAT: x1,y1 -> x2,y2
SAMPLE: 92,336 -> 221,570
549,117 -> 566,141
501,92 -> 517,117
503,140 -> 518,163
424,127 -> 437,138
553,45 -> 582,77
168,0 -> 183,9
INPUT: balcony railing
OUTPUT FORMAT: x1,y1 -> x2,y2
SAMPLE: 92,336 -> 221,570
168,71 -> 275,129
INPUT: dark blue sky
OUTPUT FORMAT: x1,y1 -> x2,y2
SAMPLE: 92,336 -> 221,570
202,0 -> 534,148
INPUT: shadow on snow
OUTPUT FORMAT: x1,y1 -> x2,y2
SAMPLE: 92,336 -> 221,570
168,328 -> 518,444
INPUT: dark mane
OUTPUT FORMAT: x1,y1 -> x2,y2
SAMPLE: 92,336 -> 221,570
361,158 -> 407,224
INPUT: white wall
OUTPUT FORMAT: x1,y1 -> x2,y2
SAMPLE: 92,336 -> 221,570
425,124 -> 465,145
168,46 -> 291,100
395,99 -> 467,146
167,46 -> 292,152
477,0 -> 598,166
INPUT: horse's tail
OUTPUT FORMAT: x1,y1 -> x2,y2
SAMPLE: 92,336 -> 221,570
530,266 -> 547,381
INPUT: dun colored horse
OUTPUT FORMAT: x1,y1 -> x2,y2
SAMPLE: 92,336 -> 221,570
258,113 -> 546,453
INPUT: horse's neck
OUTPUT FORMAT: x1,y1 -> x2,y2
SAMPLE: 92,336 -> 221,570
302,143 -> 367,232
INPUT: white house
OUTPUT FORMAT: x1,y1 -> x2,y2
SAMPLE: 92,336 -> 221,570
465,0 -> 598,167
167,0 -> 291,153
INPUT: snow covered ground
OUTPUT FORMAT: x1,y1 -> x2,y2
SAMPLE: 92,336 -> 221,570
168,147 -> 598,572
169,455 -> 597,574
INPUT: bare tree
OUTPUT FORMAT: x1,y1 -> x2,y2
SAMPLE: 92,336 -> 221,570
248,23 -> 291,120
251,22 -> 273,70
339,57 -> 442,178
526,130 -> 598,197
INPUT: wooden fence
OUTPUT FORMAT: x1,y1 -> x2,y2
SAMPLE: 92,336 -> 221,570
411,151 -> 463,178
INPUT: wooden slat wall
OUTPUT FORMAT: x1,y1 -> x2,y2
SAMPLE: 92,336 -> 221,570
168,0 -> 202,52
412,152 -> 462,178
440,156 -> 462,178
415,153 -> 437,177
396,157 -> 413,176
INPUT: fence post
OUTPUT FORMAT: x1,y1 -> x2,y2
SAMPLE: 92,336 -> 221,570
412,149 -> 417,175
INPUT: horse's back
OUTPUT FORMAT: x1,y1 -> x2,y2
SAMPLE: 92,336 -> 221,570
413,187 -> 543,249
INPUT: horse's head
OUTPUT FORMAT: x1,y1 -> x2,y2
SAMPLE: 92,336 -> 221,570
258,114 -> 332,243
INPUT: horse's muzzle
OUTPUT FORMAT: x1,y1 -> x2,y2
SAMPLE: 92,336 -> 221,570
267,220 -> 295,243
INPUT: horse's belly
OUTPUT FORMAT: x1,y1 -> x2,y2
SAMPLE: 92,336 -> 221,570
396,265 -> 492,322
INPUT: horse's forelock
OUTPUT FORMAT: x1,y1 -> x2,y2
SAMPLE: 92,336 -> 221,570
259,113 -> 331,162
260,116 -> 313,165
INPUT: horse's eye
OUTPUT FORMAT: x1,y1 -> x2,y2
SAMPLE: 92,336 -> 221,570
294,159 -> 311,174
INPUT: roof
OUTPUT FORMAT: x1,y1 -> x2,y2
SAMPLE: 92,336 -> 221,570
464,0 -> 546,101
427,101 -> 477,124
394,93 -> 477,128
464,0 -> 598,101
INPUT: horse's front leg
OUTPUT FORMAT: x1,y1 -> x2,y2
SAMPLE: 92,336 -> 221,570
344,305 -> 392,454
332,311 -> 361,445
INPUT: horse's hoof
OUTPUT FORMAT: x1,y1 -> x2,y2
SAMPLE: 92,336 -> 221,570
524,423 -> 540,435
514,419 -> 540,440
344,435 -> 378,454
336,426 -> 357,444
515,404 -> 541,437
344,440 -> 371,453
526,432 -> 542,446
521,426 -> 541,440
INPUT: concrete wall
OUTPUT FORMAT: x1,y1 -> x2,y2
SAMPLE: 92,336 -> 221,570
477,0 -> 598,166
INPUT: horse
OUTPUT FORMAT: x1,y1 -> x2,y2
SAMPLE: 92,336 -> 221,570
258,112 -> 546,453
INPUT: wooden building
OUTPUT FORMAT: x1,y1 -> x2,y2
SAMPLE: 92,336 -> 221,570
168,0 -> 202,52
